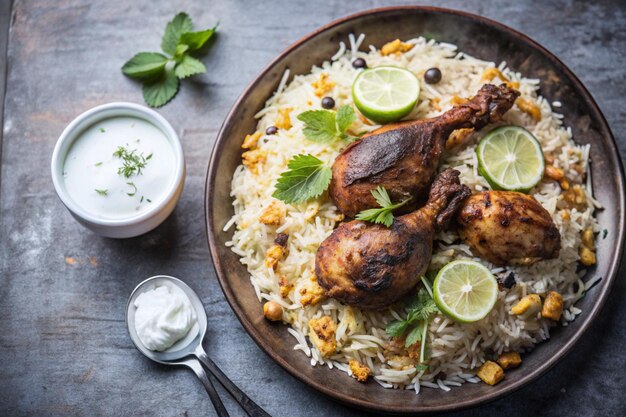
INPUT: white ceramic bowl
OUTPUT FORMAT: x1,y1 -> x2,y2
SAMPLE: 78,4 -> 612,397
51,102 -> 185,238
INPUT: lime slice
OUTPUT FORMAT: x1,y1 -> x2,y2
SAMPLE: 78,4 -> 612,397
476,126 -> 545,193
352,66 -> 420,124
433,260 -> 498,323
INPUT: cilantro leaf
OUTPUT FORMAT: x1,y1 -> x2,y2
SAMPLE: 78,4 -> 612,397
121,52 -> 168,81
142,70 -> 180,108
298,105 -> 356,143
355,207 -> 395,227
416,364 -> 429,372
386,320 -> 409,338
179,26 -> 217,51
355,186 -> 411,227
297,110 -> 337,143
372,186 -> 393,207
272,154 -> 332,204
336,105 -> 356,134
175,55 -> 207,78
405,287 -> 439,322
386,283 -> 439,358
405,325 -> 423,348
412,291 -> 439,321
161,12 -> 193,55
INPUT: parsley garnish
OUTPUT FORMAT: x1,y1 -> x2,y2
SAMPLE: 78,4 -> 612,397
95,189 -> 108,196
355,186 -> 411,227
94,162 -> 103,167
272,154 -> 332,204
386,277 -> 439,366
121,12 -> 218,107
99,127 -> 106,133
297,105 -> 357,143
113,146 -> 150,178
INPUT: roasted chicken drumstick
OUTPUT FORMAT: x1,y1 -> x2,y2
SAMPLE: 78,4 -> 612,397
457,191 -> 561,266
330,84 -> 520,218
316,168 -> 471,309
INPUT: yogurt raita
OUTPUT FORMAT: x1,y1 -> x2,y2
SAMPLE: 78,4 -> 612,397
63,116 -> 176,220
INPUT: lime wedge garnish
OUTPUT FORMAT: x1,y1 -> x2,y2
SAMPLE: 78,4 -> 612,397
433,260 -> 498,323
352,66 -> 419,124
477,125 -> 545,193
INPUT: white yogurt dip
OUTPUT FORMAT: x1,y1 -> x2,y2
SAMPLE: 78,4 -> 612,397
63,116 -> 176,220
134,282 -> 197,352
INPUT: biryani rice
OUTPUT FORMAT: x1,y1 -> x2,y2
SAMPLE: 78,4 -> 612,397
224,34 -> 600,392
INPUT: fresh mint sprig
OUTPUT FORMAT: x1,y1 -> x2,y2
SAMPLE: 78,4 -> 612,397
122,12 -> 218,107
297,105 -> 357,143
272,154 -> 332,204
355,186 -> 411,227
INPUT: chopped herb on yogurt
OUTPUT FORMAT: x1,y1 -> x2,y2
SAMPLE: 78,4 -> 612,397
126,182 -> 138,196
114,146 -> 151,178
95,188 -> 108,196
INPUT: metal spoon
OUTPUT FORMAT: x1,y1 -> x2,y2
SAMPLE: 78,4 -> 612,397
126,275 -> 270,417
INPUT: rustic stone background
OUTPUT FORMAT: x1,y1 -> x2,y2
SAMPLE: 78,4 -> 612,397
0,0 -> 624,416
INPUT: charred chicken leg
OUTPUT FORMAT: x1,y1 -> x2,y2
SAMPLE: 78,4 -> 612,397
457,191 -> 561,266
330,84 -> 519,218
316,168 -> 471,309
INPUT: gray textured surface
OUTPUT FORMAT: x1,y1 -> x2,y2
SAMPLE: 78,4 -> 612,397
0,0 -> 625,416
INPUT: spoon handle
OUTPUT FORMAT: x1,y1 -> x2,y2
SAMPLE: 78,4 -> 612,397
187,359 -> 231,417
195,349 -> 271,417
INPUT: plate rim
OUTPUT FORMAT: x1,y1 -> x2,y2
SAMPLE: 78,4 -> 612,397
205,5 -> 626,414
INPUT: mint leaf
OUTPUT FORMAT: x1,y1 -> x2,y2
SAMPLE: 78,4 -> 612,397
386,320 -> 409,338
298,110 -> 337,143
298,105 -> 357,143
355,186 -> 411,227
123,12 -> 218,108
174,44 -> 189,60
272,154 -> 331,204
142,70 -> 180,108
121,52 -> 168,81
161,12 -> 193,55
405,325 -> 422,348
336,105 -> 356,134
179,26 -> 217,50
175,55 -> 206,78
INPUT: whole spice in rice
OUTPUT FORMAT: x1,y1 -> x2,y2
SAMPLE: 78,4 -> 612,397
263,301 -> 283,321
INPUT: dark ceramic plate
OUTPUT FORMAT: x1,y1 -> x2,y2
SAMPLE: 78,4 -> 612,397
205,6 -> 625,414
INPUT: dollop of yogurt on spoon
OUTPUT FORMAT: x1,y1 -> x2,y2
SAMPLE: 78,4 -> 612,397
134,283 -> 197,351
